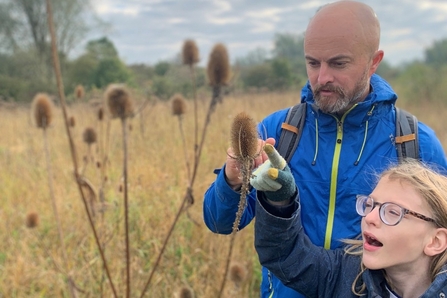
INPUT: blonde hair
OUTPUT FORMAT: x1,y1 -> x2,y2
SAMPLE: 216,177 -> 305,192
345,159 -> 447,295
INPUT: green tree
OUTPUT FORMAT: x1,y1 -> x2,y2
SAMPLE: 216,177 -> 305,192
86,37 -> 119,60
95,58 -> 132,88
271,58 -> 292,90
154,61 -> 170,76
425,38 -> 447,68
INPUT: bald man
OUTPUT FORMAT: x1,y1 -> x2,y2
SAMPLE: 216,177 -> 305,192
203,1 -> 447,297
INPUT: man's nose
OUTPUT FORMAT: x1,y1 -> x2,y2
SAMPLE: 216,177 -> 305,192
317,64 -> 334,85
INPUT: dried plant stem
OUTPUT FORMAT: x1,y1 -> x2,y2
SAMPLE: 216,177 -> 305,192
122,118 -> 131,298
191,86 -> 221,185
218,158 -> 252,298
189,65 -> 199,161
43,128 -> 77,298
177,116 -> 191,181
45,1 -> 117,296
139,187 -> 193,298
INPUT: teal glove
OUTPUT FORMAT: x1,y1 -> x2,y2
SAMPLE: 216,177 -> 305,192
250,144 -> 296,202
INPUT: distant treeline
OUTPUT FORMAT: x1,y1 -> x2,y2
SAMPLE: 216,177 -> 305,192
0,0 -> 446,104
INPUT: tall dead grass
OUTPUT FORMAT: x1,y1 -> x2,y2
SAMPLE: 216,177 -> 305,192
0,92 -> 445,297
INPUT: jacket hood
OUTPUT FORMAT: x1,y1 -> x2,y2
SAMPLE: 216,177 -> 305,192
300,74 -> 398,106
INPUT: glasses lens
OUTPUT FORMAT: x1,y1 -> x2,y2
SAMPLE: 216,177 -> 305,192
380,203 -> 403,226
356,195 -> 371,216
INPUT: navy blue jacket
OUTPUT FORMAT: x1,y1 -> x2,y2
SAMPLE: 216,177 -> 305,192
203,75 -> 447,297
255,194 -> 447,297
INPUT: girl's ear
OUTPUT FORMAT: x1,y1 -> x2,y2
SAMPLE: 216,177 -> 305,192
425,228 -> 447,257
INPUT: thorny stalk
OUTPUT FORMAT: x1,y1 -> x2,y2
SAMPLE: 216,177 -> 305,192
45,0 -> 117,296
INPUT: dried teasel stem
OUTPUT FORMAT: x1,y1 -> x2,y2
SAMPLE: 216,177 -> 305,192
182,39 -> 200,172
105,83 -> 134,298
171,93 -> 191,181
45,1 -> 117,296
218,112 -> 258,298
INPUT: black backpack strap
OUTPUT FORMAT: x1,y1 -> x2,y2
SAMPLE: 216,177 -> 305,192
395,107 -> 419,161
277,103 -> 307,163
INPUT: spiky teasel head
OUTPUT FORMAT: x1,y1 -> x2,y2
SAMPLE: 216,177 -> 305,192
182,39 -> 199,66
25,211 -> 39,228
97,107 -> 104,121
105,84 -> 134,119
69,116 -> 76,127
229,262 -> 247,287
83,127 -> 97,144
32,93 -> 53,129
230,112 -> 258,160
171,93 -> 187,116
178,285 -> 194,298
207,43 -> 230,87
75,85 -> 85,100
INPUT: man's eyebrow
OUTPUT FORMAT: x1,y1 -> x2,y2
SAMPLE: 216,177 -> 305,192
305,55 -> 352,61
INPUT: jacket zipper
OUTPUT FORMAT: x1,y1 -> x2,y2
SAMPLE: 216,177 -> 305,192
323,105 -> 357,249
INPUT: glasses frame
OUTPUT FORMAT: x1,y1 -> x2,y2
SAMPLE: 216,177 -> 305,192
356,195 -> 436,226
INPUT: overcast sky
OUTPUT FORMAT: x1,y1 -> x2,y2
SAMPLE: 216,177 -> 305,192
87,0 -> 447,67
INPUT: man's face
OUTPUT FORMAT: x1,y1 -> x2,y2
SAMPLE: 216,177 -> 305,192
304,23 -> 374,114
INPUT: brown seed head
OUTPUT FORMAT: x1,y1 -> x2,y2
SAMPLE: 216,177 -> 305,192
229,262 -> 247,286
75,85 -> 85,99
25,211 -> 39,228
69,116 -> 76,127
230,112 -> 258,159
105,84 -> 134,119
32,93 -> 53,129
98,107 -> 104,121
207,43 -> 230,86
83,127 -> 97,144
171,93 -> 187,116
178,286 -> 194,298
182,39 -> 199,66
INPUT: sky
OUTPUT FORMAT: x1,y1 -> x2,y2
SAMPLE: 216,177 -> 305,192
87,0 -> 447,67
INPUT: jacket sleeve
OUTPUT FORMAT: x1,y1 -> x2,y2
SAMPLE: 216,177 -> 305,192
255,192 -> 361,297
202,165 -> 257,234
418,122 -> 447,173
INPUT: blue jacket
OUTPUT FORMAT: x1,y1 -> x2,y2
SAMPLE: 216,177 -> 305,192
255,194 -> 447,297
203,74 -> 447,297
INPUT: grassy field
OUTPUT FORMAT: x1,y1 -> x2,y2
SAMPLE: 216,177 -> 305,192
0,91 -> 446,297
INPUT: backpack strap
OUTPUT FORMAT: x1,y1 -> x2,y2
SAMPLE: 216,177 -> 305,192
395,107 -> 419,161
277,103 -> 307,163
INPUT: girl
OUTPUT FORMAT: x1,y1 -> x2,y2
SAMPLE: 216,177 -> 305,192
254,159 -> 447,297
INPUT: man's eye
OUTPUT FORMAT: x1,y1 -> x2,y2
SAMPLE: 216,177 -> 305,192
332,62 -> 347,68
307,61 -> 319,67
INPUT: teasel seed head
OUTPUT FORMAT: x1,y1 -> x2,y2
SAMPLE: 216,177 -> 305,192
96,161 -> 101,168
32,93 -> 53,129
83,127 -> 97,144
207,43 -> 230,87
178,285 -> 194,298
229,262 -> 247,286
105,84 -> 134,119
182,39 -> 199,66
230,112 -> 258,159
98,107 -> 104,121
69,116 -> 76,127
25,211 -> 39,228
171,93 -> 187,116
75,85 -> 85,100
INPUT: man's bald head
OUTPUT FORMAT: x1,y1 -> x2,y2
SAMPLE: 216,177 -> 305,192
305,1 -> 380,57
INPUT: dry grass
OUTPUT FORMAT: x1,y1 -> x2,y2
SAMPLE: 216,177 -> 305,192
0,91 -> 445,297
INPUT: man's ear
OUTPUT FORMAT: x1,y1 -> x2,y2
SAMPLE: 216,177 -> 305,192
369,50 -> 384,76
425,228 -> 447,257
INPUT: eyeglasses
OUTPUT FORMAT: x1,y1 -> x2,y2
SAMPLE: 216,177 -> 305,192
356,195 -> 436,226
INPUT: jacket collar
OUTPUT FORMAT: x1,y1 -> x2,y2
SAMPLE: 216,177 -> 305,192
362,266 -> 447,297
300,74 -> 398,106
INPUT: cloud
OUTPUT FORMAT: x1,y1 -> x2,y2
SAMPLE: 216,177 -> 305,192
83,0 -> 447,67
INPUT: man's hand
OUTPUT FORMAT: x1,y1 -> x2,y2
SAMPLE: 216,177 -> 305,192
250,144 -> 296,204
224,138 -> 275,191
